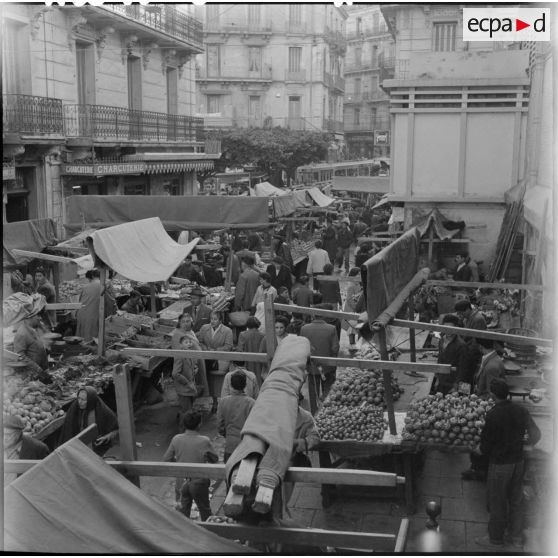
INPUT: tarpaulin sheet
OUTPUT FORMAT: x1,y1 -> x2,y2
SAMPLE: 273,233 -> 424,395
3,293 -> 47,327
226,335 -> 311,488
292,189 -> 313,208
5,439 -> 247,554
272,194 -> 299,218
415,208 -> 462,240
3,218 -> 58,269
364,227 -> 421,322
307,187 -> 335,207
89,217 -> 199,282
253,181 -> 289,197
65,195 -> 269,233
523,185 -> 552,241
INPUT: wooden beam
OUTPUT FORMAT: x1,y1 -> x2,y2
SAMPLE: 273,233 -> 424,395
223,489 -> 245,517
200,523 -> 396,550
121,348 -> 269,363
5,462 -> 406,487
98,266 -> 106,356
425,279 -> 545,292
394,517 -> 410,552
264,292 -> 277,360
391,319 -> 552,347
112,363 -> 139,486
149,283 -> 157,319
252,485 -> 275,514
11,249 -> 76,264
408,293 -> 416,363
312,357 -> 450,375
232,455 -> 259,495
274,302 -> 359,321
45,303 -> 82,310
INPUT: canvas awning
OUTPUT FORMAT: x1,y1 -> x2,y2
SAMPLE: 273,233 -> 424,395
3,218 -> 58,269
65,195 -> 270,233
5,438 -> 246,553
415,208 -> 463,240
88,217 -> 199,282
253,181 -> 289,197
307,187 -> 335,207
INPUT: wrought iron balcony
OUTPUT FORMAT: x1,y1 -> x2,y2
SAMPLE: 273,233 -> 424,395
205,20 -> 273,34
285,70 -> 306,82
346,24 -> 389,40
98,4 -> 203,51
197,65 -> 272,81
64,104 -> 203,144
324,72 -> 345,92
3,94 -> 64,137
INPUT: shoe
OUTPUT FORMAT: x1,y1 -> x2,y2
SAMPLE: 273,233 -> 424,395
475,536 -> 504,549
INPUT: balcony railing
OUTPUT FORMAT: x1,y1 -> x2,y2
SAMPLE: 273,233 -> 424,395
100,4 -> 203,50
206,20 -> 273,34
285,21 -> 307,33
64,104 -> 203,143
3,94 -> 64,137
197,65 -> 272,81
285,70 -> 306,82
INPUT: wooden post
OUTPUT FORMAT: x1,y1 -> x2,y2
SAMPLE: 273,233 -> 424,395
225,243 -> 234,291
149,282 -> 157,318
98,266 -> 106,356
377,328 -> 397,435
264,292 -> 277,360
112,363 -> 139,486
427,227 -> 434,265
408,293 -> 416,363
53,262 -> 61,302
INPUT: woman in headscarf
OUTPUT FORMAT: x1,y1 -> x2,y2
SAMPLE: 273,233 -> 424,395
58,386 -> 118,455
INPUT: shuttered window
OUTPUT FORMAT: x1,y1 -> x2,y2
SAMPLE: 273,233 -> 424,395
433,22 -> 457,52
288,47 -> 302,72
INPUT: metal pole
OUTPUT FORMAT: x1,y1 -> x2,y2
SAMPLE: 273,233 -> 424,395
98,266 -> 106,356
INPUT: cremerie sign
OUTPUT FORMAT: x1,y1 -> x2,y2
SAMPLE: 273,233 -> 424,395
62,162 -> 146,175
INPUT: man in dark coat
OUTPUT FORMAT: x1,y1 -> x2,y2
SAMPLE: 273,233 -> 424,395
192,260 -> 222,288
453,254 -> 473,281
266,256 -> 292,295
434,314 -> 473,394
234,255 -> 261,312
321,220 -> 338,264
188,288 -> 212,333
300,304 -> 340,412
474,379 -> 540,550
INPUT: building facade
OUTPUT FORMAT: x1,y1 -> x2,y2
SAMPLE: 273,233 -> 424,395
2,4 -> 217,234
380,4 -> 530,267
343,5 -> 395,159
195,4 -> 347,139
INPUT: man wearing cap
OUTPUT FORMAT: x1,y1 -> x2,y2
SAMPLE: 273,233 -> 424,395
4,414 -> 49,481
266,256 -> 292,295
13,313 -> 49,372
188,288 -> 212,333
474,379 -> 540,550
174,256 -> 198,282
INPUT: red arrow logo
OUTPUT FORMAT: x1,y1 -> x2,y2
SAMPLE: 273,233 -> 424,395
516,18 -> 530,31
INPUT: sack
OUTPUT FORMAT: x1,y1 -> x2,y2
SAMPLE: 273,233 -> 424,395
291,452 -> 312,468
229,311 -> 250,327
161,377 -> 178,404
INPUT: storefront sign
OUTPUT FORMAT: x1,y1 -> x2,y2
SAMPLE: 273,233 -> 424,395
3,166 -> 16,181
374,131 -> 390,146
62,163 -> 146,175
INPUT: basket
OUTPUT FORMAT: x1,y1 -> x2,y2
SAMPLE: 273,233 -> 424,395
228,311 -> 250,327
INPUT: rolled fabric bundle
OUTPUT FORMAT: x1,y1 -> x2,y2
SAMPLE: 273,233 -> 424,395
225,336 -> 310,490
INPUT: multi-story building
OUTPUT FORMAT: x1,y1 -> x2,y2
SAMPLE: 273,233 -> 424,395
380,4 -> 530,267
343,5 -> 395,159
2,4 -> 217,233
194,4 -> 347,139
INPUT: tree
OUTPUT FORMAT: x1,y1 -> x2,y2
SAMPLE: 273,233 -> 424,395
218,127 -> 332,187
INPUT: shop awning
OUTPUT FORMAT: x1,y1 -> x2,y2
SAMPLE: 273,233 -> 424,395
145,160 -> 214,174
307,187 -> 335,207
415,208 -> 463,240
5,438 -> 246,553
3,218 -> 58,269
65,195 -> 270,233
88,217 -> 199,282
